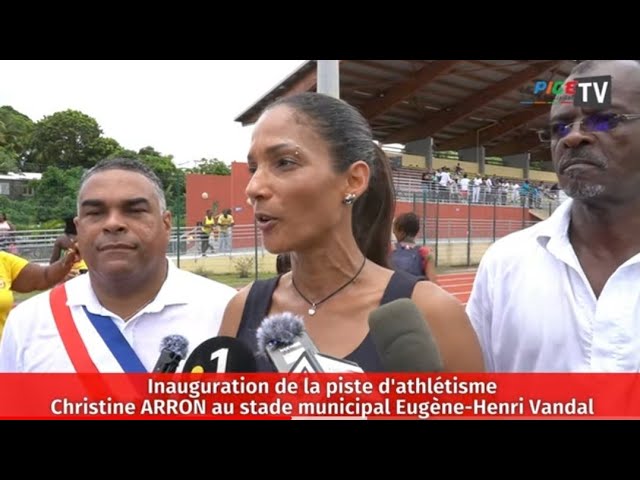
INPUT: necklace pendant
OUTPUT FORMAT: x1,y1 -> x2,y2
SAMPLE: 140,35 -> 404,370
308,305 -> 317,316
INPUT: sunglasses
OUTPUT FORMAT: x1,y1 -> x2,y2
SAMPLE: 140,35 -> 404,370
538,113 -> 640,142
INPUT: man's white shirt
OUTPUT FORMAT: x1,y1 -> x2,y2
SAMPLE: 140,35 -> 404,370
467,198 -> 640,372
0,259 -> 238,372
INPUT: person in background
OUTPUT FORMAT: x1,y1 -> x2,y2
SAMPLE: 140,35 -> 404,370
201,209 -> 216,255
0,248 -> 80,338
467,60 -> 640,372
219,92 -> 483,372
50,217 -> 89,277
216,208 -> 234,253
0,213 -> 15,252
390,212 -> 438,284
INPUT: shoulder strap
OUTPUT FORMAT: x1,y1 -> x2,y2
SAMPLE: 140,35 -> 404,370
380,271 -> 423,304
49,284 -> 99,373
239,276 -> 280,333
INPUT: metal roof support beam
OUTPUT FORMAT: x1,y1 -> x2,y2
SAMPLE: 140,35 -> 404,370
437,103 -> 550,151
485,132 -> 544,156
386,60 -> 561,145
359,60 -> 460,121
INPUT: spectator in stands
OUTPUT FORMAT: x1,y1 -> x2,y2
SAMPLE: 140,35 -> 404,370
219,92 -> 483,372
438,167 -> 451,201
511,181 -> 520,204
519,179 -> 532,207
472,174 -> 482,203
421,171 -> 429,188
390,212 -> 438,284
458,173 -> 470,202
467,60 -> 640,372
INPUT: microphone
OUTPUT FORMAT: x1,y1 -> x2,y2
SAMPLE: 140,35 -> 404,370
182,337 -> 257,373
152,335 -> 189,373
256,312 -> 364,373
368,298 -> 444,372
256,312 -> 325,373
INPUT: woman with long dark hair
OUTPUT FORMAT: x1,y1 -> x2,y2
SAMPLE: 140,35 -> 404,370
220,92 -> 483,372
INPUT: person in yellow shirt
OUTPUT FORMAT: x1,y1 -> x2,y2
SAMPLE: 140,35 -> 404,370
201,209 -> 216,255
50,217 -> 88,275
216,209 -> 234,253
0,248 -> 80,336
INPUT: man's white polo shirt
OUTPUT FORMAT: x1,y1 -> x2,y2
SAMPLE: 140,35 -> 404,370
466,198 -> 640,372
0,259 -> 238,372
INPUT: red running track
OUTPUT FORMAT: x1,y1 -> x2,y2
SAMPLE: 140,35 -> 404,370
437,271 -> 476,306
230,270 -> 477,306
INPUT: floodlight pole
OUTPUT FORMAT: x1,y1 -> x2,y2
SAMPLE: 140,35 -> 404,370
317,60 -> 340,98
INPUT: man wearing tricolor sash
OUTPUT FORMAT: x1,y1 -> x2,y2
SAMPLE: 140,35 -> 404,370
0,158 -> 237,373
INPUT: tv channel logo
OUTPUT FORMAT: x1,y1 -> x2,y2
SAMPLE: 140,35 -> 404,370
521,75 -> 611,108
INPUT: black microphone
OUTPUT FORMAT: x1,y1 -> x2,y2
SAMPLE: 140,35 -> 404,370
256,312 -> 364,373
368,298 -> 444,372
182,337 -> 257,373
153,335 -> 189,373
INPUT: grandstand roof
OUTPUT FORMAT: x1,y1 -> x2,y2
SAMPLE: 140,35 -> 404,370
235,60 -> 580,164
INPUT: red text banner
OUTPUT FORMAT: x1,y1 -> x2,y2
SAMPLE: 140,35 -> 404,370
0,373 -> 638,420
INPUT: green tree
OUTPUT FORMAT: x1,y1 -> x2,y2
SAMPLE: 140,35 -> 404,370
187,157 -> 231,175
0,196 -> 37,227
136,147 -> 185,214
86,137 -> 122,163
0,148 -> 20,174
103,146 -> 186,214
25,110 -> 102,172
32,166 -> 84,222
0,106 -> 35,169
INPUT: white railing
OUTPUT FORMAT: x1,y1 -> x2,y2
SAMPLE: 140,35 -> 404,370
3,225 -> 266,262
4,214 -> 551,263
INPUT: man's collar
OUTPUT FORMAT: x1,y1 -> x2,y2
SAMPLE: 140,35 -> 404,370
533,197 -> 586,270
535,197 -> 573,246
65,258 -> 189,312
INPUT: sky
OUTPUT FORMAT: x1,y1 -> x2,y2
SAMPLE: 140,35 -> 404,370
0,60 -> 306,168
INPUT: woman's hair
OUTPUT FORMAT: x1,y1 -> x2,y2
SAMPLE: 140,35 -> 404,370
266,92 -> 395,267
64,217 -> 77,235
276,252 -> 292,274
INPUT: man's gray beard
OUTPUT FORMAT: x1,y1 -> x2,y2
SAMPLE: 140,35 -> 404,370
563,180 -> 605,199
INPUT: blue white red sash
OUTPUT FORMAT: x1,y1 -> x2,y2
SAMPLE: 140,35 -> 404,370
49,284 -> 147,373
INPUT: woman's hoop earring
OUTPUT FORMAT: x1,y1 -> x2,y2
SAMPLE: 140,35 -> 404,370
343,193 -> 357,205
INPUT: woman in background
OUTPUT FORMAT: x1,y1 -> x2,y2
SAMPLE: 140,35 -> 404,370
0,246 -> 80,337
50,217 -> 88,275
